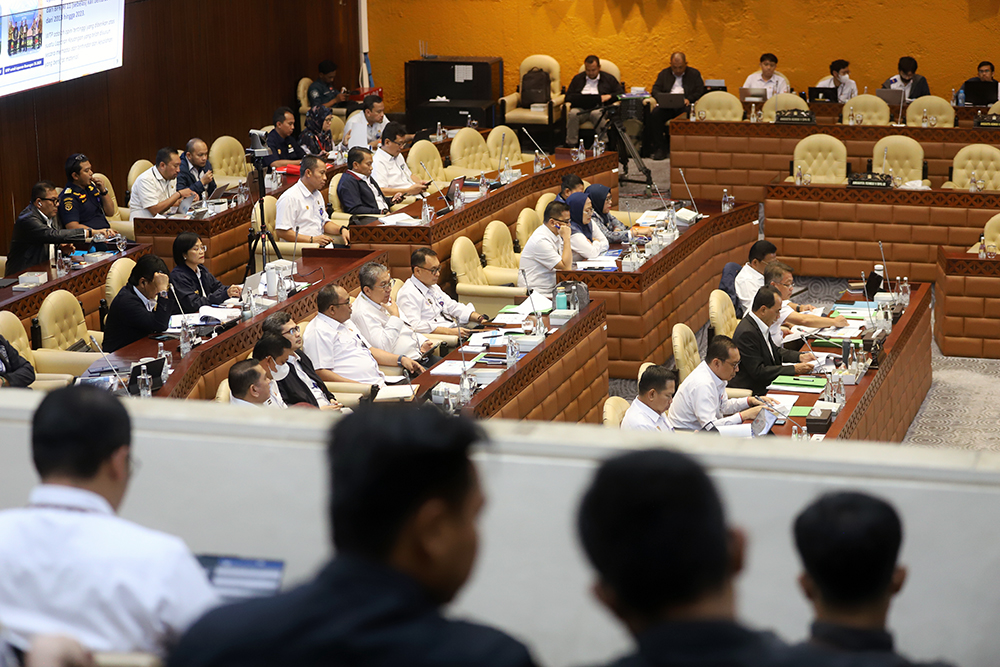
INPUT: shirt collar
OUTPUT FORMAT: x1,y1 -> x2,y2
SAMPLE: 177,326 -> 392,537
28,484 -> 115,515
359,291 -> 386,313
748,311 -> 771,338
316,311 -> 346,330
409,274 -> 433,297
293,179 -> 315,197
133,285 -> 157,311
632,397 -> 665,421
700,360 -> 728,391
230,396 -> 264,408
349,170 -> 370,181
810,621 -> 894,653
152,166 -> 171,184
745,262 -> 763,277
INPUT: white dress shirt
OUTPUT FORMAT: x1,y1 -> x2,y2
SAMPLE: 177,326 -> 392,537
734,263 -> 765,316
397,275 -> 475,334
347,170 -> 390,212
670,74 -> 685,94
667,360 -> 751,431
134,285 -> 156,312
885,75 -> 913,100
303,312 -> 385,385
621,398 -> 673,432
770,299 -> 795,346
229,396 -> 263,408
351,292 -> 427,360
275,180 -> 330,238
741,72 -> 789,99
129,166 -> 177,219
570,223 -> 609,262
817,77 -> 858,103
372,147 -> 415,190
344,113 -> 388,150
582,75 -> 600,95
0,485 -> 219,654
287,352 -> 331,406
518,224 -> 564,299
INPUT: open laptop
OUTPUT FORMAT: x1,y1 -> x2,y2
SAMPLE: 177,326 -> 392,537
654,92 -> 686,109
875,88 -> 905,108
197,555 -> 285,603
808,87 -> 838,103
750,406 -> 779,437
740,87 -> 767,102
127,357 -> 166,396
964,80 -> 1000,106
207,183 -> 231,200
444,175 -> 465,205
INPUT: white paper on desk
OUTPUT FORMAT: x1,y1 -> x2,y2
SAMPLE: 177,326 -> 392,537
810,352 -> 837,373
817,326 -> 864,338
430,359 -> 479,375
576,257 -> 619,269
491,313 -> 525,325
791,325 -> 821,336
716,423 -> 753,438
167,314 -> 203,329
461,345 -> 487,354
379,212 -> 420,225
384,375 -> 410,385
199,306 -> 240,323
470,368 -> 503,386
636,210 -> 668,225
767,383 -> 825,394
764,394 -> 798,424
512,294 -> 552,314
468,331 -> 508,347
374,385 -> 417,401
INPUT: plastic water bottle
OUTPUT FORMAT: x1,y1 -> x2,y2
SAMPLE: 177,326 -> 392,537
179,320 -> 192,357
503,156 -> 512,184
791,425 -> 800,440
138,366 -> 152,398
534,151 -> 543,173
958,88 -> 966,107
435,121 -> 442,140
848,106 -> 855,125
689,105 -> 697,121
241,292 -> 252,322
721,189 -> 730,212
55,249 -> 66,277
421,199 -> 432,225
749,103 -> 756,122
479,170 -> 488,198
156,342 -> 171,383
569,289 -> 580,313
921,108 -> 929,128
505,335 -> 519,368
277,273 -> 288,302
971,171 -> 979,193
454,189 -> 464,210
795,165 -> 803,186
577,139 -> 586,161
901,277 -> 910,307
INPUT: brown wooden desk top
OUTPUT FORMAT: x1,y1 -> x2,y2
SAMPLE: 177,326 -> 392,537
766,183 -> 1000,207
671,116 -> 1000,143
938,245 -> 1000,276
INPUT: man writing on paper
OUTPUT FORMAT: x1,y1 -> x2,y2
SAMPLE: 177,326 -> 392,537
729,287 -> 816,396
764,261 -> 848,347
397,248 -> 488,338
129,148 -> 197,219
275,155 -> 349,245
372,122 -> 429,198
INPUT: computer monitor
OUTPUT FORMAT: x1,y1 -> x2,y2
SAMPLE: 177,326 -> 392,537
654,93 -> 686,109
808,87 -> 838,103
876,88 -> 905,108
444,175 -> 465,204
964,80 -> 1000,107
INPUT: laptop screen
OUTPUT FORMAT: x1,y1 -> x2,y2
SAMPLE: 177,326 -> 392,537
750,407 -> 778,437
197,555 -> 285,603
445,176 -> 465,203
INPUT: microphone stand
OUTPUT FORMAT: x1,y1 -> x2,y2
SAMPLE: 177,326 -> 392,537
418,161 -> 449,206
677,168 -> 703,220
89,335 -> 129,394
497,132 -> 506,173
521,128 -> 555,169
878,240 -> 892,294
519,268 -> 547,336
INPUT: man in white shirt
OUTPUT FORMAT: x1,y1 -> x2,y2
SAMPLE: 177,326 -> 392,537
228,359 -> 272,408
764,261 -> 847,347
742,53 -> 789,100
818,60 -> 858,104
351,261 -> 437,364
621,365 -> 677,432
303,284 -> 424,386
129,148 -> 195,219
372,121 -> 428,198
667,335 -> 772,431
518,200 -> 572,300
734,239 -> 777,316
397,248 -> 488,337
881,56 -> 930,102
0,386 -> 219,654
275,155 -> 349,246
344,94 -> 389,150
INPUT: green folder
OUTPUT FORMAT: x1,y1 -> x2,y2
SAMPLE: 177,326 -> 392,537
789,406 -> 813,417
772,375 -> 827,388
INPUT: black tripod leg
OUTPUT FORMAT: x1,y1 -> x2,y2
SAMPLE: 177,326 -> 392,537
265,230 -> 283,260
244,228 -> 260,281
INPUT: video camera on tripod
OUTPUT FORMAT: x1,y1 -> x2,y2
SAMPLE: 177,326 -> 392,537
244,130 -> 283,280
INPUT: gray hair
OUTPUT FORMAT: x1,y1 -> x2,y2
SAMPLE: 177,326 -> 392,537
359,261 -> 389,291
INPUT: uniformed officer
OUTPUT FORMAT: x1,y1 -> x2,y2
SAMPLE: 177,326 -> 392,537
58,153 -> 115,233
264,107 -> 305,168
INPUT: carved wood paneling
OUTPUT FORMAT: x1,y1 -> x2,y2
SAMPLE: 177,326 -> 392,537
767,184 -> 1000,207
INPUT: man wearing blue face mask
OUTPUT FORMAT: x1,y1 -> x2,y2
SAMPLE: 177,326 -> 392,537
250,334 -> 292,409
818,60 -> 858,103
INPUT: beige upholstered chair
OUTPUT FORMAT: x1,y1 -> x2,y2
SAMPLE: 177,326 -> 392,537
709,290 -> 739,339
872,136 -> 929,186
37,290 -> 103,351
0,311 -> 76,390
603,396 -> 630,427
638,361 -> 654,384
534,192 -> 557,225
482,220 -> 519,285
498,55 -> 565,148
329,114 -> 345,145
214,379 -> 232,403
671,323 -> 700,384
105,258 -> 135,307
784,134 -> 848,184
968,213 -> 1000,254
760,93 -> 809,122
990,100 -> 1000,115
451,236 -> 526,317
693,91 -> 744,121
486,125 -> 534,166
126,160 -> 152,203
565,59 -> 623,133
250,194 -> 325,262
0,256 -> 5,277
259,125 -> 275,134
93,652 -> 161,667
516,207 -> 542,252
905,95 -> 955,128
91,172 -> 134,239
209,136 -> 250,188
942,144 -> 1000,190
327,173 -> 366,224
449,128 -> 494,175
842,94 -> 892,126
406,139 -> 468,192
297,77 -> 313,128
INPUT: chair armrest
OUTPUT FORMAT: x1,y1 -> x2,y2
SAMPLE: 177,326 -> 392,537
551,94 -> 566,106
500,91 -> 520,112
609,210 -> 635,226
941,181 -> 957,189
324,381 -> 373,397
93,652 -> 161,667
334,393 -> 365,409
483,266 -> 519,286
519,153 -> 535,163
456,284 -> 527,298
644,97 -> 656,109
110,220 -> 135,240
329,212 -> 353,222
30,373 -> 75,391
425,333 -> 460,347
32,349 -> 103,376
725,387 -> 753,399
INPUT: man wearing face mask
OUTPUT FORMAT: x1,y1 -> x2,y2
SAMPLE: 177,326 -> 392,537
251,334 -> 293,408
262,312 -> 345,410
882,56 -> 930,102
818,60 -> 858,103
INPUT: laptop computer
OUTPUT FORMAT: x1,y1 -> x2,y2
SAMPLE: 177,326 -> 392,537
127,357 -> 166,396
875,88 -> 905,108
654,92 -> 686,109
208,183 -> 231,200
964,80 -> 1000,106
197,555 -> 285,603
444,175 -> 465,204
750,406 -> 779,437
740,87 -> 767,102
808,87 -> 838,103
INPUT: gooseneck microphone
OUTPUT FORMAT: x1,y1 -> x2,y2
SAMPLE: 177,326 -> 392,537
89,335 -> 129,391
677,168 -> 702,219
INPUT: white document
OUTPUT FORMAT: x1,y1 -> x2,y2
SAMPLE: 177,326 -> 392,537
468,330 -> 509,347
384,375 -> 410,385
460,345 -> 487,354
767,383 -> 825,394
765,393 -> 799,416
198,306 -> 241,322
816,326 -> 864,338
430,359 -> 479,375
512,294 -> 552,315
470,368 -> 503,386
374,385 -> 417,401
491,314 -> 526,325
576,257 -> 619,269
636,210 -> 668,225
379,212 -> 420,225
715,423 -> 753,438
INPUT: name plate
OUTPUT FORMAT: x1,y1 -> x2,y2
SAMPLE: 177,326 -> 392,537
775,109 -> 816,124
974,114 -> 1000,128
847,172 -> 893,188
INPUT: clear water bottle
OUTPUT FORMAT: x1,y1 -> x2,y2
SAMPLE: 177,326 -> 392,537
421,199 -> 432,225
721,189 -> 730,212
958,88 -> 966,107
749,103 -> 756,122
503,156 -> 512,184
55,249 -> 66,277
569,288 -> 580,313
505,335 -> 519,368
791,425 -> 800,440
156,342 -> 171,383
795,165 -> 803,186
577,139 -> 586,161
848,106 -> 855,125
901,277 -> 910,307
479,170 -> 488,198
534,151 -> 543,173
689,105 -> 697,121
435,121 -> 442,140
951,88 -> 957,105
179,320 -> 192,357
277,273 -> 288,302
138,365 -> 152,398
921,108 -> 929,128
970,171 -> 978,193
241,292 -> 253,322
454,189 -> 464,210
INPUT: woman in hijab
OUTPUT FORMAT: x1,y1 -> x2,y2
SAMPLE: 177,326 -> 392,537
586,184 -> 632,244
567,191 -> 609,262
300,106 -> 334,156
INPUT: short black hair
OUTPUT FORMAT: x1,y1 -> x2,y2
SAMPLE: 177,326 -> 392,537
584,55 -> 600,66
319,59 -> 338,75
31,180 -> 56,203
561,174 -> 584,194
172,231 -> 201,267
329,404 -> 483,559
794,491 -> 903,607
638,365 -> 677,395
362,95 -> 383,112
897,56 -> 918,74
752,286 -> 781,312
763,260 -> 793,287
301,155 -> 324,174
32,386 -> 131,479
706,334 -> 736,364
410,247 -> 438,269
381,121 -> 407,145
979,61 -> 995,72
253,333 -> 292,362
155,147 -> 178,168
229,359 -> 263,399
830,59 -> 849,76
273,106 -> 294,125
544,200 -> 569,224
262,311 -> 293,337
348,146 -> 372,170
128,254 -> 168,287
316,284 -> 342,313
578,449 -> 729,616
748,239 -> 777,263
65,153 -> 89,182
760,53 -> 778,65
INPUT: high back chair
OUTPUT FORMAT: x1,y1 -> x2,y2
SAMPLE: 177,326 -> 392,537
905,95 -> 955,128
565,59 -> 623,134
760,93 -> 809,122
329,114 -> 345,145
449,127 -> 494,175
451,236 -> 526,317
251,194 -> 326,260
93,172 -> 134,239
842,94 -> 892,126
603,397 -> 630,427
296,77 -> 313,128
942,144 -> 1000,190
406,139 -> 468,193
0,311 -> 76,390
638,361 -> 654,384
104,258 -> 135,307
693,91 -> 744,121
671,323 -> 700,384
785,134 -> 848,184
482,220 -> 519,285
989,100 -> 1000,115
327,173 -> 363,224
37,289 -> 103,351
968,213 -> 1000,253
126,159 -> 153,201
871,136 -> 929,185
516,207 -> 542,252
534,192 -> 557,224
498,55 -> 565,151
486,125 -> 533,166
208,136 -> 250,188
709,289 -> 739,339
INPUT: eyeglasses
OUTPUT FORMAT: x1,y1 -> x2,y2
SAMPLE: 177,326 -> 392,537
553,217 -> 572,224
331,301 -> 351,307
38,197 -> 59,203
419,265 -> 441,275
777,280 -> 794,288
726,360 -> 741,369
283,326 -> 300,335
375,280 -> 392,290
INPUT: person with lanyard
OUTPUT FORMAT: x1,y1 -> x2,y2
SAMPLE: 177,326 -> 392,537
300,105 -> 335,157
585,184 -> 630,244
881,56 -> 931,102
818,60 -> 858,104
264,107 -> 305,168
336,146 -> 403,216
168,232 -> 241,316
567,191 -> 609,262
58,153 -> 115,238
261,311 -> 345,411
396,248 -> 488,338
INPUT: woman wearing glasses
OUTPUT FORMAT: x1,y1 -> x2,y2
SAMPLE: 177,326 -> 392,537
168,231 -> 242,315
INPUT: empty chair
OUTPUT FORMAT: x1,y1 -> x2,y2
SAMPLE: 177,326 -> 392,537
516,207 -> 542,252
990,100 -> 1000,115
0,311 -> 76,390
905,95 -> 955,128
405,140 -> 468,193
842,94 -> 892,126
498,55 -> 565,150
671,323 -> 700,384
760,93 -> 809,122
693,91 -> 744,121
208,136 -> 250,188
709,289 -> 739,339
482,220 -> 519,285
942,144 -> 1000,190
37,289 -> 103,351
451,236 -> 526,317
785,134 -> 848,184
486,125 -> 534,167
534,192 -> 557,224
603,396 -> 630,427
871,136 -> 929,186
296,77 -> 313,128
449,127 -> 494,176
968,213 -> 1000,254
104,257 -> 135,307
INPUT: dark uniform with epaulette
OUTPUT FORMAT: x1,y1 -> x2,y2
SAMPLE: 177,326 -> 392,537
57,181 -> 111,231
264,129 -> 305,167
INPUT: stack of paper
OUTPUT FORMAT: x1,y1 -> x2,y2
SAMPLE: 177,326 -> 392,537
767,375 -> 828,394
199,306 -> 240,323
373,385 -> 417,402
502,295 -> 552,315
491,313 -> 526,325
576,257 -> 619,269
430,358 -> 482,375
379,212 -> 421,226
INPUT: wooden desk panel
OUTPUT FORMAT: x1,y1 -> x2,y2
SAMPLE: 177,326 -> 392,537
935,247 -> 1000,358
765,184 -> 995,283
740,101 -> 991,128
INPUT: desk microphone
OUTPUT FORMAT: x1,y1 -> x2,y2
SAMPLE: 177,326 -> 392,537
520,128 -> 554,169
881,147 -> 889,175
89,335 -> 129,391
497,132 -> 506,173
519,268 -> 546,335
896,92 -> 905,125
877,240 -> 891,293
291,224 -> 300,261
861,271 -> 875,326
169,284 -> 186,315
761,402 -> 807,433
677,168 -> 703,219
418,161 -> 447,202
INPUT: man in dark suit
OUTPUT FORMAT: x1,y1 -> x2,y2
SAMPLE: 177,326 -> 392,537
648,52 -> 706,160
5,181 -> 91,276
167,404 -> 539,667
176,138 -> 217,200
0,334 -> 35,388
102,254 -> 172,353
564,55 -> 623,147
336,146 -> 403,216
730,286 -> 815,395
262,311 -> 343,409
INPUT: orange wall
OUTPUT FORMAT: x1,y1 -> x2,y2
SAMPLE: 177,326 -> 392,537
369,0 -> 1000,112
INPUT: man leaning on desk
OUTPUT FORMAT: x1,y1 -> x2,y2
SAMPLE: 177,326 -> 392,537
130,148 -> 197,220
102,254 -> 172,353
5,181 -> 91,276
397,248 -> 487,337
275,155 -> 350,246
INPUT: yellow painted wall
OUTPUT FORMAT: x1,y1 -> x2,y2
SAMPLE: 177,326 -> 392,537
369,0 -> 1000,112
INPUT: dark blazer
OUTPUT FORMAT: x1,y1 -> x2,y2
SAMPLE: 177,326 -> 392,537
177,154 -> 217,198
5,205 -> 88,276
167,555 -> 538,667
786,621 -> 957,667
337,171 -> 388,215
169,264 -> 229,316
0,335 -> 35,388
566,71 -> 623,108
729,314 -> 800,395
881,73 -> 931,100
651,66 -> 706,103
102,285 -> 171,353
277,350 -> 336,407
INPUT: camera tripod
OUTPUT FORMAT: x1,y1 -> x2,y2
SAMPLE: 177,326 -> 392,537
243,156 -> 283,281
597,104 -> 653,194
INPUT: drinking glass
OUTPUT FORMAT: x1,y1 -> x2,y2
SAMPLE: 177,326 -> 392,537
977,179 -> 986,192
697,110 -> 707,121
802,173 -> 812,185
929,116 -> 938,127
116,234 -> 127,254
988,244 -> 997,260
893,175 -> 903,188
855,113 -> 864,124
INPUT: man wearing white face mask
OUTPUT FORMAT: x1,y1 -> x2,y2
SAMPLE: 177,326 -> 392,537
818,59 -> 858,103
251,335 -> 292,408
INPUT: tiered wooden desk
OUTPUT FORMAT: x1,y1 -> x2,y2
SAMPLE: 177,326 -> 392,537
935,247 -> 1000,358
739,101 -> 992,127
